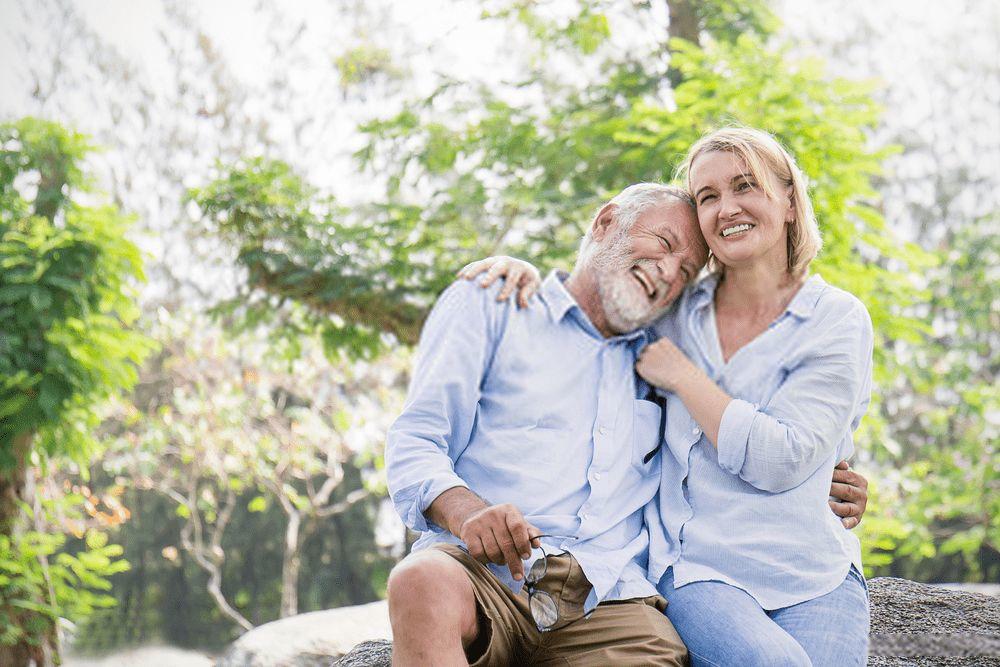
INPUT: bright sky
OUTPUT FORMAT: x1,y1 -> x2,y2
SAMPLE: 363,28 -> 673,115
1,0 -> 997,248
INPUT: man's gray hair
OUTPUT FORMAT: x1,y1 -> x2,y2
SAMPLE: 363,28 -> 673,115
606,183 -> 694,231
576,183 -> 694,267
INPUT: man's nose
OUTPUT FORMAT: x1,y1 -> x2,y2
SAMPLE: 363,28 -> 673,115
655,255 -> 681,282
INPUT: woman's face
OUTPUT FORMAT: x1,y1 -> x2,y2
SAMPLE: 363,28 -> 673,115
688,150 -> 794,271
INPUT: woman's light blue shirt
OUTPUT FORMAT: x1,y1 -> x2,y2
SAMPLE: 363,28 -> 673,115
646,273 -> 874,610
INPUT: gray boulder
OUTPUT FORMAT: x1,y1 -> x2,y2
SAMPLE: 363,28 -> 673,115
868,577 -> 999,666
331,578 -> 1000,667
216,600 -> 391,667
332,640 -> 392,667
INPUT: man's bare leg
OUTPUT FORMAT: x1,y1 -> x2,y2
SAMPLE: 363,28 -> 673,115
387,551 -> 480,667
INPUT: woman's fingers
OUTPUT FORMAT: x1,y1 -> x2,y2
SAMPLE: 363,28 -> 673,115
455,255 -> 507,280
481,261 -> 511,289
517,283 -> 537,309
457,257 -> 541,308
456,258 -> 497,280
496,266 -> 521,302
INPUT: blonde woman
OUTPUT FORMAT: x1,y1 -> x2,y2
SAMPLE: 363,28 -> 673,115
460,128 -> 872,665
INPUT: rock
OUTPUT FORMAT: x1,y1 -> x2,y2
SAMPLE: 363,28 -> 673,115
64,646 -> 213,667
867,577 -> 1000,666
216,600 -> 392,667
332,640 -> 392,667
332,578 -> 1000,667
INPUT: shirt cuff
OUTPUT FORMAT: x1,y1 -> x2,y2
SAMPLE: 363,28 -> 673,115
412,475 -> 470,533
717,398 -> 757,475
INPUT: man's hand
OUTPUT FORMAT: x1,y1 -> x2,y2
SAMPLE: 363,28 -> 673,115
426,487 -> 541,581
830,460 -> 868,529
458,504 -> 542,581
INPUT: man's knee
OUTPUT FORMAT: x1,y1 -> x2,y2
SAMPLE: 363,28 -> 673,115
387,551 -> 478,634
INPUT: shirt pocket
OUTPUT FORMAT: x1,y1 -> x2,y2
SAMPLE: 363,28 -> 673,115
631,398 -> 664,475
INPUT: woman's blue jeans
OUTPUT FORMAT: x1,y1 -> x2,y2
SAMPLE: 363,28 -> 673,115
658,567 -> 869,667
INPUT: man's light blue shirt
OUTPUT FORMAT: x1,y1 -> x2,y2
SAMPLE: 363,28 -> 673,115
386,272 -> 664,610
646,273 -> 874,610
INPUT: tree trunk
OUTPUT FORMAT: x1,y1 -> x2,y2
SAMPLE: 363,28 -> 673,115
666,0 -> 701,88
0,433 -> 31,534
0,432 -> 53,667
280,509 -> 301,617
667,0 -> 701,45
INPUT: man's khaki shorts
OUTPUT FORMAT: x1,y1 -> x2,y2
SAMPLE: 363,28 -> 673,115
432,543 -> 687,666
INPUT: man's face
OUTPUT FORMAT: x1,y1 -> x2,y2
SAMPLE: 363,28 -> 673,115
592,200 -> 708,334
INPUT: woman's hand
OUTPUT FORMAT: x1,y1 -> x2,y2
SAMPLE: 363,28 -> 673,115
637,338 -> 730,447
456,256 -> 542,308
635,338 -> 697,392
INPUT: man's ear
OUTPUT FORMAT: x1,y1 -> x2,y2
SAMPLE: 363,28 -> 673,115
591,203 -> 618,242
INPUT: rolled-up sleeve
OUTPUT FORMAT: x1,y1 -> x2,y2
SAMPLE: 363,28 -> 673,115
385,281 -> 497,533
716,300 -> 874,493
716,398 -> 757,474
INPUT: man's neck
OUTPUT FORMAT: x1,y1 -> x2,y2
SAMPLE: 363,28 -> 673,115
564,268 -> 615,338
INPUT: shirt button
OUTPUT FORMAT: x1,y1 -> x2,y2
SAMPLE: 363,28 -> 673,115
692,427 -> 701,436
592,471 -> 602,481
583,513 -> 591,520
599,427 -> 609,435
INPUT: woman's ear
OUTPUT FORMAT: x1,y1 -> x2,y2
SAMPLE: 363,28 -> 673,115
591,203 -> 618,242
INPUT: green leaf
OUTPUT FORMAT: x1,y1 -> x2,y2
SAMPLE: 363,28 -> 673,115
247,496 -> 267,513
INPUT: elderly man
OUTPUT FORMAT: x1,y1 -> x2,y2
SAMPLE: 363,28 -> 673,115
385,183 -> 707,666
384,182 -> 868,666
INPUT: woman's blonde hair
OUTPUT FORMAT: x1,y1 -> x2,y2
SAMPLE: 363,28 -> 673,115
676,127 -> 821,276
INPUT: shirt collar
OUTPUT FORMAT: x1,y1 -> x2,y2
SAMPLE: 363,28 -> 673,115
540,270 -> 649,344
785,274 -> 827,319
689,273 -> 720,313
540,270 -> 577,322
689,272 -> 827,321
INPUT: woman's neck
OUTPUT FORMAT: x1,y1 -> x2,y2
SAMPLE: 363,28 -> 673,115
716,256 -> 806,316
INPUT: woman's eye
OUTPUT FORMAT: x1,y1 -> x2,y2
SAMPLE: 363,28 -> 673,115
698,194 -> 715,205
736,180 -> 756,192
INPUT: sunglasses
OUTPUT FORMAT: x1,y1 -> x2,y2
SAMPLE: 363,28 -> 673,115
525,534 -> 585,632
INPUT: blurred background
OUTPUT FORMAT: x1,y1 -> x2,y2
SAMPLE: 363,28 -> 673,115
0,0 -> 997,662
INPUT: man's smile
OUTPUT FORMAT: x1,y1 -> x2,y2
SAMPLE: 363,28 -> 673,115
630,266 -> 658,301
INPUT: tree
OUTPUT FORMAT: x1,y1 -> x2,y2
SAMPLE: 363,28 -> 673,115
94,309 -> 406,634
191,0 -> 926,385
190,0 -> 951,584
858,217 -> 1000,581
0,117 -> 149,665
777,0 -> 1000,582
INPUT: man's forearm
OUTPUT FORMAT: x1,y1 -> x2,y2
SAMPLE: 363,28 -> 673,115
425,486 -> 489,535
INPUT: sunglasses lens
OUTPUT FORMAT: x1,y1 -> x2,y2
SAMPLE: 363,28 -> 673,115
530,590 -> 559,630
527,557 -> 547,584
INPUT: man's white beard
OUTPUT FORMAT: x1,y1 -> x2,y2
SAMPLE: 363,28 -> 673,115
591,232 -> 667,334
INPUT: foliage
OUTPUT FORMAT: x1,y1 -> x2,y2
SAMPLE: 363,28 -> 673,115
335,44 -> 402,89
0,117 -> 152,461
190,158 -> 430,356
185,0 -> 997,586
193,7 -> 930,397
0,116 -> 148,660
88,308 -> 406,633
860,217 -> 1000,580
0,495 -> 129,647
2,4 -> 993,659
